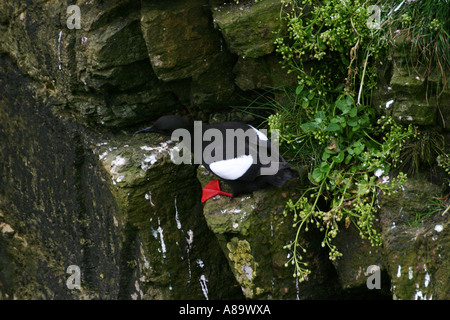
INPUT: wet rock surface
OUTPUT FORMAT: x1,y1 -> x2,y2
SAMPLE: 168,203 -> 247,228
377,174 -> 448,300
0,0 -> 448,300
197,165 -> 341,299
372,35 -> 449,128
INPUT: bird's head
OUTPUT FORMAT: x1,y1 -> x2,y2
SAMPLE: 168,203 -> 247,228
135,115 -> 193,136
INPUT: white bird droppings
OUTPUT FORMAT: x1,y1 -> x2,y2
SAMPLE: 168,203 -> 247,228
199,275 -> 209,300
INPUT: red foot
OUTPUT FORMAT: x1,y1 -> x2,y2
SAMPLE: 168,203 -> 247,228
201,180 -> 233,203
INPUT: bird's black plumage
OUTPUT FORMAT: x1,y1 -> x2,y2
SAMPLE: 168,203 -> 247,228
136,115 -> 294,197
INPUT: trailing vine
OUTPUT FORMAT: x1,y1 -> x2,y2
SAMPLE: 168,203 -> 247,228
268,0 -> 418,282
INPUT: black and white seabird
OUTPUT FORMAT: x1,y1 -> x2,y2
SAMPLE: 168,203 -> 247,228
136,115 -> 294,202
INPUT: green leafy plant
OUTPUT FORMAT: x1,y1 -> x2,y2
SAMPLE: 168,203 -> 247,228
438,153 -> 450,174
379,0 -> 449,95
273,90 -> 415,280
267,0 -> 420,281
276,0 -> 386,99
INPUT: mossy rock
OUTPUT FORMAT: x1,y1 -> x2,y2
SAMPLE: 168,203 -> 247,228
96,133 -> 243,299
391,98 -> 438,126
233,54 -> 297,91
140,0 -> 222,81
378,173 -> 449,300
197,165 -> 339,299
373,63 -> 438,126
211,0 -> 288,58
332,224 -> 384,290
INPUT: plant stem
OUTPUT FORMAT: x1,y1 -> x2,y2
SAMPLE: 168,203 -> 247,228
442,204 -> 450,216
357,49 -> 370,105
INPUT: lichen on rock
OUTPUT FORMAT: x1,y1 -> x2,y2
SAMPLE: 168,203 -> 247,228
226,238 -> 259,298
197,164 -> 339,299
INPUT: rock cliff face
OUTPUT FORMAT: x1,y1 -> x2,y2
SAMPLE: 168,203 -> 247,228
0,0 -> 448,300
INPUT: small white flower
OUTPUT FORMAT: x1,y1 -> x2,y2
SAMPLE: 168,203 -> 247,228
374,169 -> 384,177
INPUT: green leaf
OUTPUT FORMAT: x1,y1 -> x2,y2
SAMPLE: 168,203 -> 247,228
347,118 -> 358,127
300,122 -> 318,132
301,99 -> 309,108
296,85 -> 304,95
312,168 -> 324,182
360,114 -> 371,126
325,123 -> 340,131
336,99 -> 350,113
315,111 -> 326,120
320,162 -> 331,173
344,154 -> 352,164
330,117 -> 340,123
345,94 -> 354,106
353,141 -> 365,155
337,116 -> 347,128
349,107 -> 358,117
332,152 -> 345,163
359,184 -> 370,195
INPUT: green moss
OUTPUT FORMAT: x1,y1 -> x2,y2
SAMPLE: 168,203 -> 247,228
226,238 -> 258,298
212,0 -> 287,58
392,100 -> 437,126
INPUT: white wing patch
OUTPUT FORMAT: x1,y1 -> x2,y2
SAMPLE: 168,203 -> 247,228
249,125 -> 268,141
209,155 -> 253,180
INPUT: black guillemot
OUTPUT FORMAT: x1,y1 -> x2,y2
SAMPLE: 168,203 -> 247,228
136,115 -> 294,202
